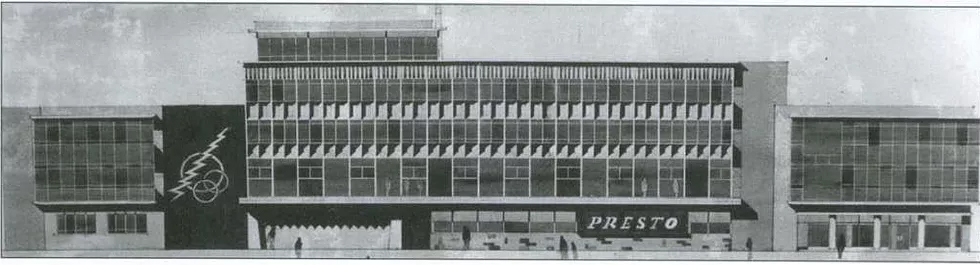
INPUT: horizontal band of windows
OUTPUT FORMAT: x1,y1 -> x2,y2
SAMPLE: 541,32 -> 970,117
36,187 -> 156,203
243,144 -> 736,159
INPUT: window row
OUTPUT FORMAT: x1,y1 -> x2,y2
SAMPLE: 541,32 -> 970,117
56,213 -> 97,234
35,121 -> 153,143
246,102 -> 735,122
34,143 -> 155,165
688,212 -> 732,235
257,37 -> 437,62
37,187 -> 156,202
245,158 -> 733,198
791,164 -> 979,202
792,145 -> 980,166
245,79 -> 734,104
108,213 -> 148,234
246,120 -> 732,145
35,166 -> 155,189
55,212 -> 148,235
431,211 -> 578,234
792,121 -> 979,148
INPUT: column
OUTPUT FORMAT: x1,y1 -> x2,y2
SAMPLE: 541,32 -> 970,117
845,224 -> 854,247
889,223 -> 898,250
917,216 -> 926,249
971,205 -> 980,252
873,216 -> 881,249
247,212 -> 261,249
949,225 -> 957,250
389,219 -> 403,250
829,216 -> 837,250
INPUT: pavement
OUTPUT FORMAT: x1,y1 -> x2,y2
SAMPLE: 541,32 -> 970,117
3,249 -> 979,262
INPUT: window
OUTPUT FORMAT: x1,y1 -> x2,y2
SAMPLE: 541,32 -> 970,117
796,215 -> 830,250
56,213 -> 97,234
556,159 -> 581,197
868,123 -> 880,146
924,225 -> 952,247
906,166 -> 917,189
504,159 -> 530,197
350,160 -> 376,196
109,213 -> 147,234
690,212 -> 731,235
298,159 -> 323,196
402,160 -> 427,196
608,160 -> 633,197
453,159 -> 478,196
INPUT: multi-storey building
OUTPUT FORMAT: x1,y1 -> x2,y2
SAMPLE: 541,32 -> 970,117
773,106 -> 980,252
30,107 -> 165,250
239,20 -> 788,251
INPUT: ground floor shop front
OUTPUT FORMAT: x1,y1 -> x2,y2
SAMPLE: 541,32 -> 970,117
779,204 -> 980,252
242,203 -> 741,251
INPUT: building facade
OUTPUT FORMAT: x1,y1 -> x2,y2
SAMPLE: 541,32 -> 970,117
772,106 -> 980,253
11,19 -> 976,254
30,107 -> 166,250
238,20 -> 787,251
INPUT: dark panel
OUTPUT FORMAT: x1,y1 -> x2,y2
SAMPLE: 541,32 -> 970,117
479,159 -> 503,196
428,159 -> 452,196
162,105 -> 247,249
577,210 -> 689,238
685,159 -> 709,197
582,159 -> 606,197
530,159 -> 555,197
323,159 -> 349,196
376,159 -> 400,196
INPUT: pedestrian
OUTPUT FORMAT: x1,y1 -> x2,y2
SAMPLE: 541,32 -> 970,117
836,234 -> 846,259
571,242 -> 578,260
745,237 -> 753,260
462,226 -> 472,250
558,236 -> 569,260
294,237 -> 303,258
267,227 -> 277,250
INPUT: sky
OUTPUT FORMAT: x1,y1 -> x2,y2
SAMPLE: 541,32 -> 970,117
2,4 -> 979,107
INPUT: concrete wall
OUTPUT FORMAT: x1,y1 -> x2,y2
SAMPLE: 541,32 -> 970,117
2,107 -> 45,250
730,62 -> 789,251
43,212 -> 165,250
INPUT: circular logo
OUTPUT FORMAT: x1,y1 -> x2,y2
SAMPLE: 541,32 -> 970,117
177,152 -> 229,203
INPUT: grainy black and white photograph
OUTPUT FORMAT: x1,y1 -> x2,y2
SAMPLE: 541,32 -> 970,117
1,0 -> 979,263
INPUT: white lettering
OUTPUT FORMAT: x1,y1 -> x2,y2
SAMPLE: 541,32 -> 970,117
650,217 -> 665,230
636,217 -> 647,229
602,217 -> 618,229
621,217 -> 634,230
587,217 -> 603,229
664,217 -> 678,230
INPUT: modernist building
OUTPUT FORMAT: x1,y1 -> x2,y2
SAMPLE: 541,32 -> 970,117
30,108 -> 165,250
238,20 -> 788,251
772,106 -> 980,252
10,18 -> 977,254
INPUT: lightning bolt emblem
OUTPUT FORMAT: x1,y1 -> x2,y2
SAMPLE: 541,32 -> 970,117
170,128 -> 229,202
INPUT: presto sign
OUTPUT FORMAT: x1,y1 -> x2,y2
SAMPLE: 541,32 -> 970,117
577,211 -> 689,238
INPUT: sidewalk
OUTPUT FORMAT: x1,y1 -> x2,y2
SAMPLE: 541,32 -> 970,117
4,249 -> 979,262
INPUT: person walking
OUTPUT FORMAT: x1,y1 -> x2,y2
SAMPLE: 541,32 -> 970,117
267,227 -> 277,250
462,226 -> 472,250
294,237 -> 303,258
836,234 -> 846,259
745,237 -> 753,260
570,242 -> 578,260
558,236 -> 569,260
